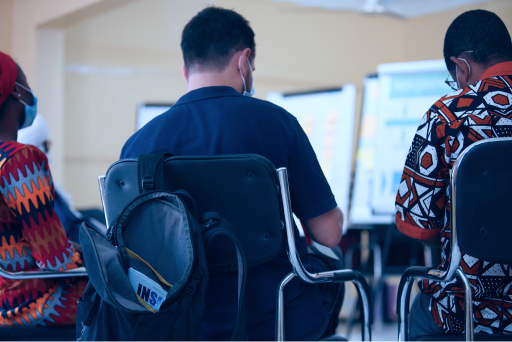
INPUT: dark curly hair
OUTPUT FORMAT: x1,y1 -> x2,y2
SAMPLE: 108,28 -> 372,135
444,10 -> 512,73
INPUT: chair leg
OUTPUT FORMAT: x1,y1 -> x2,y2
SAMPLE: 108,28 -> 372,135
352,278 -> 372,341
276,272 -> 296,341
456,268 -> 474,341
397,276 -> 415,342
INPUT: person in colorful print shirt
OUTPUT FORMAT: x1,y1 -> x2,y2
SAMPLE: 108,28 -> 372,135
395,10 -> 512,339
0,50 -> 86,329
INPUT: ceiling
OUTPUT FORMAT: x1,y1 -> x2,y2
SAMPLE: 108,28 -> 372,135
265,0 -> 492,18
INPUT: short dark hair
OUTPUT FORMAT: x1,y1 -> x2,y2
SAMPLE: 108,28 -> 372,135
181,6 -> 255,73
444,10 -> 512,73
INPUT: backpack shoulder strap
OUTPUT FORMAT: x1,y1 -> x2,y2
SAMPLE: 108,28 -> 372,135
77,292 -> 102,341
202,213 -> 247,341
137,152 -> 172,192
174,189 -> 199,220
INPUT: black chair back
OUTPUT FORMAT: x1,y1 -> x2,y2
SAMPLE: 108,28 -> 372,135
103,154 -> 284,268
0,326 -> 76,341
454,138 -> 512,265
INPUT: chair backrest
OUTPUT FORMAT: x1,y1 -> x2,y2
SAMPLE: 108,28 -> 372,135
101,154 -> 284,268
452,137 -> 512,265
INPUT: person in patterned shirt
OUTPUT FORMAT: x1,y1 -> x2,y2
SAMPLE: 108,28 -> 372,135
0,50 -> 86,331
395,10 -> 512,339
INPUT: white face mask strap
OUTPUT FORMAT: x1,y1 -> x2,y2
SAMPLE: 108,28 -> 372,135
238,55 -> 247,94
247,59 -> 253,78
15,82 -> 32,94
17,99 -> 29,107
455,51 -> 473,88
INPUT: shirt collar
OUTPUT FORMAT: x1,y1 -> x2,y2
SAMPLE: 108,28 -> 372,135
175,86 -> 242,106
479,61 -> 512,81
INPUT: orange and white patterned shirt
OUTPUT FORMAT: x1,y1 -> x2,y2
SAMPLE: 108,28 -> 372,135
395,62 -> 512,335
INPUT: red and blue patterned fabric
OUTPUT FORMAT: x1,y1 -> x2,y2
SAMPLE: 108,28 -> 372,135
396,62 -> 512,335
0,141 -> 86,327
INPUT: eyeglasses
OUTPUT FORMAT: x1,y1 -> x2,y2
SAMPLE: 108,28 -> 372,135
445,50 -> 474,91
445,77 -> 458,91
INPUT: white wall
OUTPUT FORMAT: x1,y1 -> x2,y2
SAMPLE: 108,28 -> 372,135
3,0 -> 512,208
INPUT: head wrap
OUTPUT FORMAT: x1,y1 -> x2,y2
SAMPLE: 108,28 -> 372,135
0,51 -> 17,108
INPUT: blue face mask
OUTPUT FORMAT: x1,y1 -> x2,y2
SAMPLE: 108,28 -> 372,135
238,56 -> 255,97
15,82 -> 38,129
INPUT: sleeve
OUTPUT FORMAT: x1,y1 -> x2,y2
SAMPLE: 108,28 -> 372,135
288,118 -> 337,221
395,105 -> 450,240
0,145 -> 83,271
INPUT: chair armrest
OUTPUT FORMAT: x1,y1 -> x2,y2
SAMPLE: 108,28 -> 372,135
396,266 -> 436,341
276,269 -> 373,341
0,266 -> 87,280
332,269 -> 373,328
401,266 -> 435,278
396,266 -> 433,317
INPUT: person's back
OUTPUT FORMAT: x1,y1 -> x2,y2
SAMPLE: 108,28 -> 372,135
121,6 -> 344,341
0,51 -> 86,331
395,9 -> 512,339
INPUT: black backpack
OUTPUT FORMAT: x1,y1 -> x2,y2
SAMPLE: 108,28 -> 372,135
76,152 -> 247,341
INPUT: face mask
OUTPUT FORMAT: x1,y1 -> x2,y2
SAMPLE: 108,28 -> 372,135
15,82 -> 38,129
455,58 -> 471,89
238,56 -> 255,97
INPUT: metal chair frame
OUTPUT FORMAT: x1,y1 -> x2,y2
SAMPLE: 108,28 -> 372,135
98,163 -> 372,341
394,139 -> 503,341
276,168 -> 372,341
0,266 -> 87,280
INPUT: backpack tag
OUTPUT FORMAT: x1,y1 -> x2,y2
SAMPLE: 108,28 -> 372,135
128,268 -> 167,311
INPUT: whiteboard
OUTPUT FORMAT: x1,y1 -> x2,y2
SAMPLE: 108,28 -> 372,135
267,85 -> 356,233
136,103 -> 173,131
371,60 -> 452,214
350,76 -> 394,225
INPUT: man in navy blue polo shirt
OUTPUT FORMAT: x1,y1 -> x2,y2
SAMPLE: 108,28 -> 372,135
121,6 -> 344,341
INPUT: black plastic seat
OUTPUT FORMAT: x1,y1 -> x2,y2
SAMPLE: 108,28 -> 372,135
0,326 -> 76,341
99,154 -> 373,341
318,335 -> 348,342
417,333 -> 512,341
396,137 -> 512,341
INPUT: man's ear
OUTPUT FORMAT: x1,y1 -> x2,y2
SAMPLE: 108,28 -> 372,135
238,48 -> 252,75
450,56 -> 471,85
243,47 -> 251,61
181,65 -> 188,83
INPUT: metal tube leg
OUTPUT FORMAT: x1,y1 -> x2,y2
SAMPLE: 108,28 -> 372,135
456,268 -> 474,341
398,277 -> 414,342
373,244 -> 382,284
372,244 -> 383,332
276,272 -> 295,342
353,279 -> 372,341
424,247 -> 433,267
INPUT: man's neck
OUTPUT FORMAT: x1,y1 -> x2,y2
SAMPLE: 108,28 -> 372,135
186,71 -> 242,93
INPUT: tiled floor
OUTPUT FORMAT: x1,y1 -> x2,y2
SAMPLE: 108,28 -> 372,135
334,275 -> 405,341
336,320 -> 398,341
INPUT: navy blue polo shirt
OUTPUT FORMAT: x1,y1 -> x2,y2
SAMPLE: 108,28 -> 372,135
121,86 -> 337,340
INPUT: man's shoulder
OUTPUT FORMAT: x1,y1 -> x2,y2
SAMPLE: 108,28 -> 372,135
182,92 -> 296,120
434,77 -> 512,114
